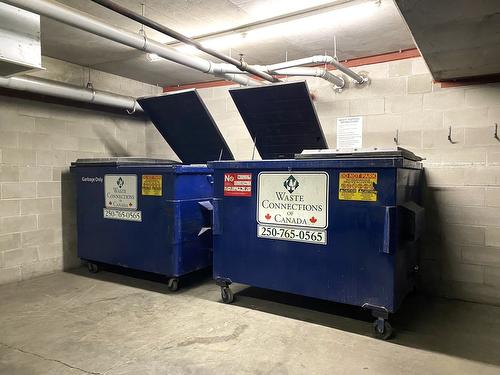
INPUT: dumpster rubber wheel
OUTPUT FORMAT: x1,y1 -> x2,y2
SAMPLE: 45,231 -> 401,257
87,262 -> 99,274
221,287 -> 234,304
372,319 -> 393,340
167,278 -> 179,292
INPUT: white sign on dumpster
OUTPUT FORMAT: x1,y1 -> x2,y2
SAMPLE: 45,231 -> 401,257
104,174 -> 137,210
337,116 -> 363,149
257,172 -> 329,229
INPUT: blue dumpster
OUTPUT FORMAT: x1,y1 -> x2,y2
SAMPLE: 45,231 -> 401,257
209,82 -> 423,338
71,89 -> 233,290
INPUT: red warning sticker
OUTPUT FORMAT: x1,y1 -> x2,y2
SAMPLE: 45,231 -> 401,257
224,173 -> 252,197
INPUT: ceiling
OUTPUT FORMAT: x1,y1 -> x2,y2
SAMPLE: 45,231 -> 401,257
395,0 -> 500,81
40,0 -> 415,86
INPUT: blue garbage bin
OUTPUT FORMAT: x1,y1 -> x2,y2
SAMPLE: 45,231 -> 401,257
71,89 -> 233,290
209,82 -> 424,339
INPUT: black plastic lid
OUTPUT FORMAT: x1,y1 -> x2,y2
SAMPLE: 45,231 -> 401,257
295,147 -> 423,161
71,157 -> 180,166
229,81 -> 327,159
138,90 -> 233,164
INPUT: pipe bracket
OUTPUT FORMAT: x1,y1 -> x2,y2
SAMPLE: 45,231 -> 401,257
126,104 -> 137,114
141,34 -> 149,51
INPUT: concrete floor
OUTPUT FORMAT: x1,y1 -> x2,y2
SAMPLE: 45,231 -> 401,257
1,268 -> 500,375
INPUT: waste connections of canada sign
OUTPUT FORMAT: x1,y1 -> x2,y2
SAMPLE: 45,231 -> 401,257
256,172 -> 329,245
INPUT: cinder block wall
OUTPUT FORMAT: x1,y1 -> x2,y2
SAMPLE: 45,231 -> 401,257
150,56 -> 500,305
3,54 -> 499,306
0,57 -> 162,284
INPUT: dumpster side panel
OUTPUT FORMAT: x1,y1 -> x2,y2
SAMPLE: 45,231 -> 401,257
393,167 -> 424,309
170,173 -> 214,275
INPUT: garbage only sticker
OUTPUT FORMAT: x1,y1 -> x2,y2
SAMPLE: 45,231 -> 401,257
224,173 -> 252,197
104,175 -> 137,209
142,175 -> 162,196
338,172 -> 378,201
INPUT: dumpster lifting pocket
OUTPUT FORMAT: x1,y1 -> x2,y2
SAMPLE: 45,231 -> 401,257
381,206 -> 396,254
213,198 -> 223,235
399,201 -> 424,242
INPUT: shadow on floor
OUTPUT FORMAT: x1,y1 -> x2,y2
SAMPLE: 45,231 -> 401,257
66,265 -> 500,368
66,264 -> 212,295
230,286 -> 500,368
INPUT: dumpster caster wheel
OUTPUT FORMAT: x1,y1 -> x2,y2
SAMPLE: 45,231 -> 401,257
372,318 -> 393,340
167,278 -> 179,292
221,286 -> 234,304
87,262 -> 99,274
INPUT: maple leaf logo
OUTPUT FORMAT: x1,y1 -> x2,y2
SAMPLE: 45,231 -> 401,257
309,216 -> 317,224
265,213 -> 271,220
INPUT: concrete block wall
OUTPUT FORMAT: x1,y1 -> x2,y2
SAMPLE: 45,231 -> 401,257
161,56 -> 499,305
0,57 -> 162,285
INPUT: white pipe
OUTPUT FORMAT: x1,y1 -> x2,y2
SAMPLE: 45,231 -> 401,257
267,55 -> 367,84
272,67 -> 345,87
2,0 -> 262,87
0,75 -> 142,112
216,63 -> 345,86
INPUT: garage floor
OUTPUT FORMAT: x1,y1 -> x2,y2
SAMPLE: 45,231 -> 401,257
1,268 -> 500,375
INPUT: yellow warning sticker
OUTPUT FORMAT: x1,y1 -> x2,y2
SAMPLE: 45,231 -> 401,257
142,175 -> 162,196
338,172 -> 378,202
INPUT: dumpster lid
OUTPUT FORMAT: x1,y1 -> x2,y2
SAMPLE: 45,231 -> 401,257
138,89 -> 233,164
229,81 -> 327,159
296,147 -> 423,161
71,157 -> 181,166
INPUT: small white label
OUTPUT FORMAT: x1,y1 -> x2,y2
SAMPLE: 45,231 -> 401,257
104,175 -> 137,209
337,116 -> 363,148
257,172 -> 329,229
258,224 -> 327,245
103,208 -> 142,222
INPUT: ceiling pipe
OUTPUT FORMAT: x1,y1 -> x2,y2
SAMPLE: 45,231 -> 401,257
1,0 -> 262,87
216,64 -> 345,87
0,75 -> 142,112
267,55 -> 368,84
271,67 -> 345,87
89,0 -> 279,83
212,63 -> 345,87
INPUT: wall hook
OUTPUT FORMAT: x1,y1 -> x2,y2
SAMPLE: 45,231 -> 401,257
495,123 -> 499,141
448,126 -> 457,144
393,129 -> 399,145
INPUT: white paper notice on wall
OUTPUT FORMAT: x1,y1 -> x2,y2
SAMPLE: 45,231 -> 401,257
337,116 -> 363,149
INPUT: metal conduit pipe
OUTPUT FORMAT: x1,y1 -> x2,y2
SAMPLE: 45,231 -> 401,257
89,0 -> 278,83
266,55 -> 367,84
2,0 -> 262,87
0,75 -> 142,112
272,67 -> 345,87
216,63 -> 345,87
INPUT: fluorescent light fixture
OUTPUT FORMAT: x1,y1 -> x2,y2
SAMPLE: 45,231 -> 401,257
172,1 -> 379,53
240,0 -> 339,19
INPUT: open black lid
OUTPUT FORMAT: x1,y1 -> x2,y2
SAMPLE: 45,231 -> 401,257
138,89 -> 233,164
229,81 -> 327,159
